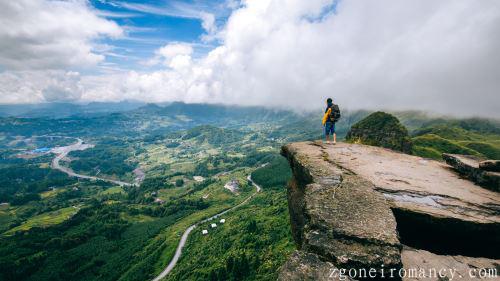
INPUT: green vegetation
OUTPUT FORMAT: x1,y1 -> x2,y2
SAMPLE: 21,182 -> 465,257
165,189 -> 294,281
182,125 -> 245,146
175,179 -> 184,187
410,120 -> 500,160
0,165 -> 76,204
346,112 -> 413,153
69,139 -> 138,180
0,102 -> 498,281
343,111 -> 500,160
412,134 -> 480,159
0,202 -> 194,281
100,186 -> 125,196
251,156 -> 292,190
4,206 -> 79,235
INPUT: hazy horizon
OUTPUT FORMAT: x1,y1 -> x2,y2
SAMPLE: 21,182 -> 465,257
2,100 -> 499,121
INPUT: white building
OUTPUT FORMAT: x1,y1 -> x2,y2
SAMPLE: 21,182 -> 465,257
154,198 -> 165,204
220,219 -> 226,224
211,223 -> 217,228
193,176 -> 205,182
224,179 -> 240,193
202,229 -> 208,235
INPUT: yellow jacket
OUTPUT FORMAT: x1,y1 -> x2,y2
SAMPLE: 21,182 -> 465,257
322,108 -> 331,125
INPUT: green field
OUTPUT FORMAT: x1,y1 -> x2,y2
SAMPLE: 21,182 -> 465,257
410,122 -> 500,160
4,206 -> 79,235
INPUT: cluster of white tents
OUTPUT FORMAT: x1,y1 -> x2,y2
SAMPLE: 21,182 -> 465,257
202,218 -> 226,235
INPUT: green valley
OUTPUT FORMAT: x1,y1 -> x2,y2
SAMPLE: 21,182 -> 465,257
0,103 -> 498,281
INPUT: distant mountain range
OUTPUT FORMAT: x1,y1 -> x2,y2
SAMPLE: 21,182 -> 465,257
0,101 -> 146,118
1,102 -> 498,151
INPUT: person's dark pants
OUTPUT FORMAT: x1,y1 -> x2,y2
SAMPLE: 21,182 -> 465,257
325,121 -> 336,137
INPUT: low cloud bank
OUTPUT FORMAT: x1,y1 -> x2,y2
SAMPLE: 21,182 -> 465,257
0,0 -> 499,118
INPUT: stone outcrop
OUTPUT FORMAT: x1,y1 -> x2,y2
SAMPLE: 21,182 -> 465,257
281,142 -> 402,278
346,112 -> 413,154
443,153 -> 500,192
279,141 -> 500,280
479,160 -> 500,172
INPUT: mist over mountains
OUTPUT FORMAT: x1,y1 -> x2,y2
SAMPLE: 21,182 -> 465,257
1,1 -> 499,118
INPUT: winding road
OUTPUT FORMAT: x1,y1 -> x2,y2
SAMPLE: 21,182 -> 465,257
50,137 -> 262,280
152,175 -> 262,281
50,138 -> 134,187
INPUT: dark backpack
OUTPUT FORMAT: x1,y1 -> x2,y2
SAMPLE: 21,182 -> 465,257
329,104 -> 341,122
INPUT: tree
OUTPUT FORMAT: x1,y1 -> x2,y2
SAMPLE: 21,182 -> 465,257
175,179 -> 184,187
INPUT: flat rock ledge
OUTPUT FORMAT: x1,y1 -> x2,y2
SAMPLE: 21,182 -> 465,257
443,153 -> 500,192
279,142 -> 500,280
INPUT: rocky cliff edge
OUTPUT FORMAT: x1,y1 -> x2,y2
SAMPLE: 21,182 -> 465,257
279,141 -> 500,280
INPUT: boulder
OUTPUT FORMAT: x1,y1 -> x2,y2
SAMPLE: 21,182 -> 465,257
346,111 -> 413,154
443,153 -> 500,192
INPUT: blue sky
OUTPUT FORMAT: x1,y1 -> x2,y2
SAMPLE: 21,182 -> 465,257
90,0 -> 233,72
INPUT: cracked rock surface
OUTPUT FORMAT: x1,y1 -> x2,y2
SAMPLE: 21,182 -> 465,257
278,251 -> 354,281
323,144 -> 499,223
281,142 -> 402,278
279,141 -> 500,279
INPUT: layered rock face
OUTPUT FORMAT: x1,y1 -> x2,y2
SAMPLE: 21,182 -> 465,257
479,160 -> 500,172
443,154 -> 500,192
280,142 -> 500,280
345,112 -> 413,154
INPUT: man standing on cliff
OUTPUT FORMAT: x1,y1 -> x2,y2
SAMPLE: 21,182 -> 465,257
322,98 -> 341,144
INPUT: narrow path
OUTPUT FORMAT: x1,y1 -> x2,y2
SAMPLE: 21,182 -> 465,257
51,138 -> 134,187
152,175 -> 262,281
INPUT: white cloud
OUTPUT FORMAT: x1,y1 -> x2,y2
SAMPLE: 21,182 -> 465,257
200,12 -> 217,34
0,70 -> 82,103
42,71 -> 83,102
0,0 -> 123,70
98,0 -> 499,117
225,0 -> 241,10
116,1 -> 205,19
146,43 -> 194,69
0,71 -> 45,104
116,1 -> 223,42
1,0 -> 500,118
156,43 -> 193,60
